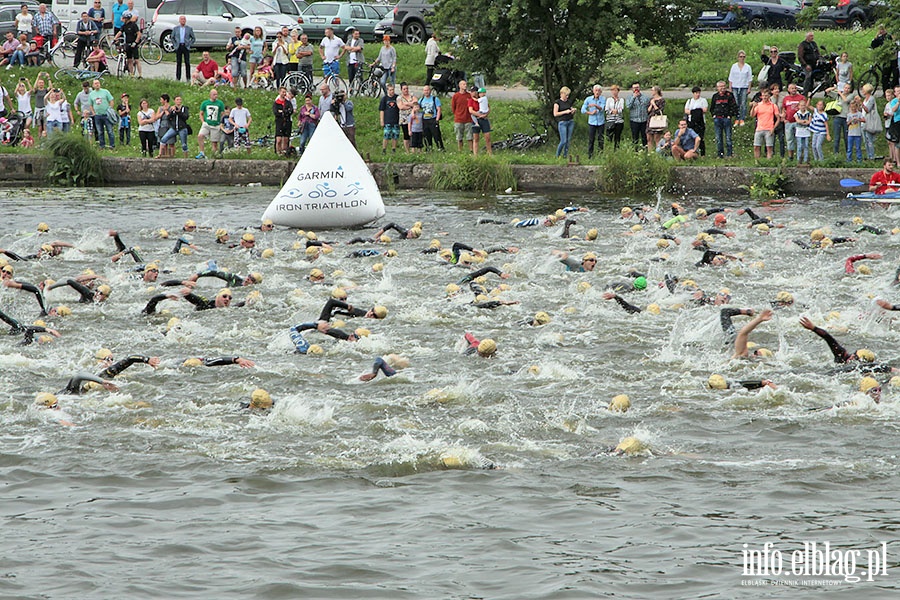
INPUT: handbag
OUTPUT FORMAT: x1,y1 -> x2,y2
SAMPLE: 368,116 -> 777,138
648,114 -> 668,130
757,64 -> 770,84
825,100 -> 841,116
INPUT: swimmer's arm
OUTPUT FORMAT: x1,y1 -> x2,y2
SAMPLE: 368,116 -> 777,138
0,249 -> 27,261
732,309 -> 772,358
63,372 -> 119,394
182,293 -> 208,309
0,308 -> 23,333
560,257 -> 581,271
720,307 -> 753,335
737,379 -> 777,390
664,274 -> 678,294
202,357 -> 255,368
98,355 -> 158,378
855,224 -> 886,235
845,253 -> 882,273
800,317 -> 853,363
602,291 -> 641,314
876,299 -> 900,311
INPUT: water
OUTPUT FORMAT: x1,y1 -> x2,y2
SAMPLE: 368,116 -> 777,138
2,186 -> 900,598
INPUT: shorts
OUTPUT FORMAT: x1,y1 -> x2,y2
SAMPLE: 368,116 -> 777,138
401,123 -> 410,140
125,45 -> 138,60
200,122 -> 224,143
473,117 -> 491,134
249,54 -> 262,65
234,128 -> 250,148
274,119 -> 291,137
410,131 -> 423,148
383,124 -> 400,140
231,59 -> 247,78
454,122 -> 472,141
754,129 -> 774,147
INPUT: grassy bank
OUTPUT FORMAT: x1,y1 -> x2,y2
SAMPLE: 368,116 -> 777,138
0,62 -> 891,169
600,28 -> 880,88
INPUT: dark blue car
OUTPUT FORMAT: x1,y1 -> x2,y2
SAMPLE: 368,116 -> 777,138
695,0 -> 804,31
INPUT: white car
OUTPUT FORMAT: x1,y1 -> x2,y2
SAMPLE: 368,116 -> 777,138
153,0 -> 299,52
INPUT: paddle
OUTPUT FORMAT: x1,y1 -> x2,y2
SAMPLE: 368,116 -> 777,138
840,178 -> 865,188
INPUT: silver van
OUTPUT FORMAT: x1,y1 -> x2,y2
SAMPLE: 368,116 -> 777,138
152,0 -> 298,51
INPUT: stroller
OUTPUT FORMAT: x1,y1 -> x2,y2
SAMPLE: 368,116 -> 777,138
0,111 -> 27,146
430,54 -> 464,94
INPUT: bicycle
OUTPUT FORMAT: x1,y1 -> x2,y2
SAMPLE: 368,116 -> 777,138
34,36 -> 67,68
349,65 -> 385,98
491,124 -> 547,152
313,62 -> 349,96
282,70 -> 314,97
138,24 -> 163,65
857,63 -> 884,95
55,67 -> 106,81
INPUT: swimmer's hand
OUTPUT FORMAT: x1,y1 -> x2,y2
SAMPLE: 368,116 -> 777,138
759,309 -> 773,322
47,328 -> 61,338
500,272 -> 511,279
148,357 -> 161,368
876,299 -> 893,310
762,379 -> 777,389
601,291 -> 617,300
799,316 -> 816,330
235,357 -> 255,368
866,253 -> 883,260
359,373 -> 376,382
102,381 -> 119,392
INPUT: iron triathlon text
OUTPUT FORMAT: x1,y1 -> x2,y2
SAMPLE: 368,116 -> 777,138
276,169 -> 370,211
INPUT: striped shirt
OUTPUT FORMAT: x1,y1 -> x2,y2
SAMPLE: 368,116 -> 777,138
809,110 -> 828,135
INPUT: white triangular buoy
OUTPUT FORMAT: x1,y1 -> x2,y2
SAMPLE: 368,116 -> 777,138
262,112 -> 386,229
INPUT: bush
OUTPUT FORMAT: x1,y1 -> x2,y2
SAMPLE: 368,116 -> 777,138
430,154 -> 517,192
740,166 -> 789,199
598,148 -> 672,195
43,132 -> 104,187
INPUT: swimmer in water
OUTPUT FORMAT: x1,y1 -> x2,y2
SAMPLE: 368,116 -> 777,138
732,309 -> 774,358
172,236 -> 201,254
142,287 -> 242,314
463,332 -> 497,357
108,230 -> 144,263
844,253 -> 882,273
720,307 -> 756,344
1,265 -> 50,315
1,241 -> 75,260
359,354 -> 410,381
707,374 -> 777,391
47,277 -> 112,304
187,268 -> 262,287
369,222 -> 423,240
799,317 -> 888,371
181,356 -> 255,368
0,308 -> 61,344
456,265 -> 511,285
553,250 -> 597,272
58,372 -> 120,395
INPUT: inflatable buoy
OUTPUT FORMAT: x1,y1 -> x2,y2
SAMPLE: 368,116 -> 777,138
262,112 -> 386,229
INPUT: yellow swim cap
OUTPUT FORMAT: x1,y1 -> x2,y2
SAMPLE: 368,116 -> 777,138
292,240 -> 303,250
430,239 -> 441,249
708,374 -> 728,390
215,228 -> 228,239
889,376 -> 900,388
1,264 -> 14,275
439,249 -> 453,260
656,238 -> 670,249
40,244 -> 54,254
856,348 -> 875,362
810,229 -> 825,241
248,272 -> 263,284
379,234 -> 391,244
184,219 -> 196,228
261,248 -> 275,259
586,228 -> 599,241
819,237 -> 833,249
477,338 -> 497,357
55,305 -> 72,317
182,358 -> 203,368
354,327 -> 371,338
309,268 -> 324,280
576,281 -> 592,293
775,291 -> 793,304
166,317 -> 181,332
755,348 -> 774,358
385,249 -> 398,258
217,288 -> 232,298
646,303 -> 661,315
583,252 -> 597,262
385,354 -> 410,369
95,348 -> 113,360
35,392 -> 58,407
36,335 -> 53,344
306,231 -> 318,241
158,228 -> 169,239
331,287 -> 348,300
695,208 -> 707,218
372,305 -> 388,319
609,394 -> 631,413
33,319 -> 46,328
179,247 -> 193,255
305,246 -> 319,256
241,233 -> 255,243
859,376 -> 880,393
331,269 -> 344,277
307,344 -> 324,355
757,223 -> 770,234
458,252 -> 473,264
372,263 -> 384,272
475,294 -> 489,303
615,436 -> 646,456
631,224 -> 643,233
250,388 -> 273,409
296,229 -> 307,237
408,228 -> 422,239
852,216 -> 864,225
858,265 -> 872,275
37,222 -> 50,232
333,319 -> 346,329
97,285 -> 112,298
446,283 -> 460,296
621,206 -> 633,216
533,311 -> 551,325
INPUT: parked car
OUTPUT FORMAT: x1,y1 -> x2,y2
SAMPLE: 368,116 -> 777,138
374,13 -> 393,39
811,0 -> 885,31
153,0 -> 298,51
0,2 -> 59,40
695,0 -> 803,31
298,2 -> 383,41
270,0 -> 309,26
392,0 -> 434,44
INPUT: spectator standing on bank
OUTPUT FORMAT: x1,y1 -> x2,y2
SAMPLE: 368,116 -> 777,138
846,98 -> 865,162
380,83 -> 400,153
605,84 -> 624,149
684,86 -> 708,156
729,50 -> 751,126
272,32 -> 289,86
272,86 -> 293,155
451,79 -> 471,152
809,100 -> 830,162
172,16 -> 195,83
249,27 -> 265,81
834,52 -> 853,89
646,86 -> 666,151
344,27 -> 364,86
581,84 -> 605,159
74,12 -> 99,68
625,82 -> 649,148
781,82 -> 804,161
760,45 -> 789,90
751,88 -> 779,159
424,32 -> 440,84
418,84 -> 443,151
296,33 -> 314,81
794,98 -> 811,165
710,80 -> 737,158
375,36 -> 397,88
296,92 -> 318,154
112,0 -> 127,34
553,86 -> 576,159
88,78 -> 114,149
319,27 -> 345,77
229,97 -> 252,154
137,98 -> 156,156
797,32 -> 821,97
861,83 -> 881,160
197,87 -> 224,158
830,82 -> 852,156
116,92 -> 130,146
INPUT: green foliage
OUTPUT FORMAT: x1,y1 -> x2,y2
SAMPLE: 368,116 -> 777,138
434,0 -> 708,105
43,132 -> 104,187
740,166 -> 789,199
430,154 -> 517,192
597,148 -> 672,195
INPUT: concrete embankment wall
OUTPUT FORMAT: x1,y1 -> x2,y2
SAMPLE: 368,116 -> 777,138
0,155 -> 873,196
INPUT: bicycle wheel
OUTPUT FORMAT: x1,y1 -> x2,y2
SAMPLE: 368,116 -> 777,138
348,76 -> 363,96
55,68 -> 75,79
61,33 -> 77,58
116,56 -> 126,78
283,72 -> 312,96
857,67 -> 880,96
100,34 -> 119,58
327,75 -> 349,96
362,79 -> 384,98
141,41 -> 163,65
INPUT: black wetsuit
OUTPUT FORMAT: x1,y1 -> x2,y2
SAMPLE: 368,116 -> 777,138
294,321 -> 355,341
195,269 -> 245,287
97,355 -> 154,379
10,280 -> 50,314
449,242 -> 475,264
318,298 -> 367,322
702,228 -> 729,237
0,307 -> 24,334
807,325 -> 854,363
49,279 -> 96,304
696,250 -> 725,267
607,294 -> 642,314
0,249 -> 36,261
172,237 -> 194,254
457,266 -> 503,285
720,308 -> 753,344
346,249 -> 382,257
195,357 -> 247,367
58,372 -> 107,395
561,219 -> 576,239
111,232 -> 143,262
184,293 -> 244,311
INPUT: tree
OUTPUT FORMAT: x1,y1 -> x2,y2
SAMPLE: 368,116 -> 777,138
434,0 -> 708,105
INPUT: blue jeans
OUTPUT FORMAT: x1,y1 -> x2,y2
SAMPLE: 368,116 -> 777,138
9,49 -> 25,66
812,132 -> 826,161
298,122 -> 316,151
713,117 -> 733,157
160,126 -> 188,151
733,87 -> 748,122
379,67 -> 395,89
93,114 -> 115,148
847,135 -> 862,161
832,116 -> 847,154
863,130 -> 877,160
556,119 -> 574,158
796,135 -> 809,163
46,120 -> 63,135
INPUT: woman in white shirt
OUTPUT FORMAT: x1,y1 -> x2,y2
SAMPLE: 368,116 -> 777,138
728,50 -> 752,126
44,89 -> 63,135
604,84 -> 625,149
14,80 -> 32,128
137,99 -> 156,156
58,89 -> 73,133
15,6 -> 33,38
684,86 -> 708,156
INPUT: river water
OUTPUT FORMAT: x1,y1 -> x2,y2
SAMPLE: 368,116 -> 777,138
2,186 -> 899,598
